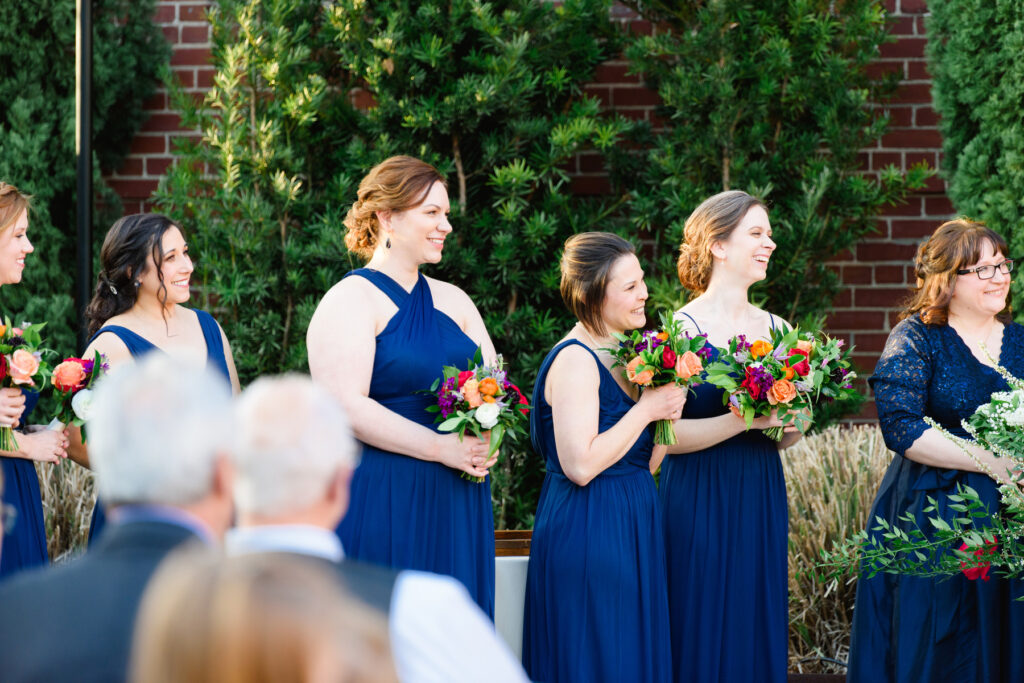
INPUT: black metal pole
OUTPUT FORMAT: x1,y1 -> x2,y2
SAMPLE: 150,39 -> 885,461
75,0 -> 92,351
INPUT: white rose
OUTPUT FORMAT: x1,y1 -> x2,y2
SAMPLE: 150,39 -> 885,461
475,402 -> 501,430
71,388 -> 95,421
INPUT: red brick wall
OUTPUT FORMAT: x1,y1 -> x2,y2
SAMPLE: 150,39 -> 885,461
107,0 -> 946,418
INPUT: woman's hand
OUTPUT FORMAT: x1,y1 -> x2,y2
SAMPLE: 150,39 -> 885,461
0,388 -> 25,428
750,408 -> 786,431
15,428 -> 69,463
638,383 -> 687,423
435,432 -> 494,478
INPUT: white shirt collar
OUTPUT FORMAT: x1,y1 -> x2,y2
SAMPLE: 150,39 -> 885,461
225,524 -> 344,562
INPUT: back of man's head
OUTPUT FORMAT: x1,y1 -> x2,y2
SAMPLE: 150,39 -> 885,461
233,374 -> 359,521
89,355 -> 233,507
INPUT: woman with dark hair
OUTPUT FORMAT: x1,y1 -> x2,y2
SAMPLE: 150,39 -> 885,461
71,213 -> 239,542
662,191 -> 800,683
521,232 -> 683,683
0,182 -> 69,581
848,219 -> 1024,683
307,156 -> 499,616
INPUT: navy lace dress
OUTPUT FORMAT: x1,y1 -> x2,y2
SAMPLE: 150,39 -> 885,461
86,309 -> 231,544
848,314 -> 1024,683
335,269 -> 495,617
522,340 -> 672,683
659,312 -> 788,683
0,391 -> 47,581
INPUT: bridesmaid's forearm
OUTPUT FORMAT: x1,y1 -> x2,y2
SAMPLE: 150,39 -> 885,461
558,405 -> 657,486
346,395 -> 444,462
666,414 -> 747,454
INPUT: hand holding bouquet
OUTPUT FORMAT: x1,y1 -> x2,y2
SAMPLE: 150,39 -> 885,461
50,352 -> 108,443
606,313 -> 710,445
0,318 -> 51,451
428,351 -> 530,482
703,326 -> 858,441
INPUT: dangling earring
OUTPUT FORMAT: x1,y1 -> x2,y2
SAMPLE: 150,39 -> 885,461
386,236 -> 391,249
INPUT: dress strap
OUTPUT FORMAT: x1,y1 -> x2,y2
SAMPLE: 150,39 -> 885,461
193,309 -> 231,382
87,325 -> 158,357
344,268 -> 413,308
675,310 -> 704,335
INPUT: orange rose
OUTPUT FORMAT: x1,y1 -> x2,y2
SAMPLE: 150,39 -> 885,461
782,363 -> 796,381
626,357 -> 654,386
52,360 -> 87,392
749,340 -> 773,359
0,324 -> 6,336
795,339 -> 813,355
462,378 -> 483,408
9,349 -> 39,386
479,377 -> 499,396
675,350 -> 703,380
656,332 -> 669,342
482,394 -> 496,403
766,379 -> 797,405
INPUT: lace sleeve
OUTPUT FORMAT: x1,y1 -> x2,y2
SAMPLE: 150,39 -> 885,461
868,318 -> 933,456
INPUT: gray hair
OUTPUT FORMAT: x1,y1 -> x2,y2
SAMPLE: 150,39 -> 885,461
89,355 -> 234,506
232,374 -> 359,518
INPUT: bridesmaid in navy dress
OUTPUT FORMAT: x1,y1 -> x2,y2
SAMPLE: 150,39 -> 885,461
522,232 -> 684,683
0,182 -> 70,580
308,156 -> 498,616
848,219 -> 1024,683
663,191 -> 802,683
68,214 -> 239,542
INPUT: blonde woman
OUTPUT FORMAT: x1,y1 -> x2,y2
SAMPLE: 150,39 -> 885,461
0,183 -> 69,581
308,156 -> 498,616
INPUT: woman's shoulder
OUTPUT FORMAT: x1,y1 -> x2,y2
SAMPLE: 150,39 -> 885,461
424,275 -> 474,307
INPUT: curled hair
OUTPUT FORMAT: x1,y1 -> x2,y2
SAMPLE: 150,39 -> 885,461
560,232 -> 636,336
677,190 -> 766,294
0,182 -> 31,236
902,218 -> 1011,325
343,156 -> 446,260
85,214 -> 178,338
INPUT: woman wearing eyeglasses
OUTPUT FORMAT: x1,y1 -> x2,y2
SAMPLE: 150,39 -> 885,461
847,219 -> 1024,683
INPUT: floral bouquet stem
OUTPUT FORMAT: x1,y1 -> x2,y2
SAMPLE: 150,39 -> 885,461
0,425 -> 18,452
654,418 -> 677,446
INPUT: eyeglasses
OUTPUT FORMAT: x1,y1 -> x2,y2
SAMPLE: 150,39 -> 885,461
957,260 -> 1014,280
1,503 -> 16,535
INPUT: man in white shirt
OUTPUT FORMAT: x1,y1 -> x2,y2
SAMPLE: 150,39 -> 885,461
227,374 -> 529,683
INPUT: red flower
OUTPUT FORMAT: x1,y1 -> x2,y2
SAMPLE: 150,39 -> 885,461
0,353 -> 7,383
661,348 -> 677,369
959,537 -> 998,581
790,358 -> 810,377
457,370 -> 475,388
507,383 -> 530,415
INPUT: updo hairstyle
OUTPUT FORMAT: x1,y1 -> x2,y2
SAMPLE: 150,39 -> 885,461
85,213 -> 179,337
343,156 -> 446,260
560,232 -> 636,336
677,190 -> 765,294
0,182 -> 31,235
902,218 -> 1011,325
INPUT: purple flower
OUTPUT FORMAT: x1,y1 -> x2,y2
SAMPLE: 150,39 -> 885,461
735,335 -> 752,352
437,377 -> 459,418
741,363 -> 775,401
697,344 -> 714,362
82,359 -> 94,374
729,393 -> 742,410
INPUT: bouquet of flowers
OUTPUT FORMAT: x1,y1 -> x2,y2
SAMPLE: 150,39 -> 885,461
924,358 -> 1024,508
427,351 -> 530,483
703,326 -> 858,441
605,313 -> 710,445
0,317 -> 52,451
49,352 -> 108,443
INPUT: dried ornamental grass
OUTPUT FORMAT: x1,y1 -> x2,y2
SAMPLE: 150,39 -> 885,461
784,425 -> 891,674
33,461 -> 95,562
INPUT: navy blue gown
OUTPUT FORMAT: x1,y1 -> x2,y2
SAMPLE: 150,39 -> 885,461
659,312 -> 788,683
335,269 -> 495,617
0,391 -> 48,581
848,315 -> 1024,683
86,309 -> 231,544
522,339 -> 672,683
